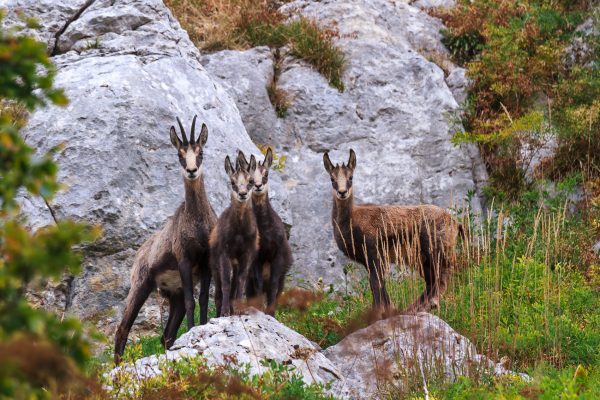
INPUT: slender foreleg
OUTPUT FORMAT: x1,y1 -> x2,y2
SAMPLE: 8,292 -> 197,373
114,276 -> 154,364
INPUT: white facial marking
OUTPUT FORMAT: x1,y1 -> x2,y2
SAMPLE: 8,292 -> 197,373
185,148 -> 196,170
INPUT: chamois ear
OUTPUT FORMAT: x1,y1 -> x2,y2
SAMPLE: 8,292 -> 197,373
263,147 -> 273,169
237,150 -> 249,171
249,154 -> 257,174
323,152 -> 334,174
347,149 -> 356,170
199,123 -> 208,146
225,155 -> 235,176
170,126 -> 181,149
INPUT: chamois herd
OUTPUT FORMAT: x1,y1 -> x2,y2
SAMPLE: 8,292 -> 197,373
114,116 -> 463,364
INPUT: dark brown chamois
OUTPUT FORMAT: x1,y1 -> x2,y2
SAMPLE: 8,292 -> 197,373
323,149 -> 462,314
237,149 -> 292,315
114,116 -> 216,364
209,154 -> 259,317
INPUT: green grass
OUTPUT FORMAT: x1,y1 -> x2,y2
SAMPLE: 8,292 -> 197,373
92,176 -> 600,399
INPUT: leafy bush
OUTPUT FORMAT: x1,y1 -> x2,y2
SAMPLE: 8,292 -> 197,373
435,1 -> 598,199
0,15 -> 100,398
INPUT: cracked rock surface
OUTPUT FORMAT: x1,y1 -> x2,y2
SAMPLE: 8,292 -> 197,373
111,310 -> 342,389
203,0 -> 487,286
3,0 -> 288,336
111,311 -> 524,399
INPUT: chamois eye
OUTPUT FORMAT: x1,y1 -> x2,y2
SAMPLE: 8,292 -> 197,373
331,178 -> 335,182
349,176 -> 353,182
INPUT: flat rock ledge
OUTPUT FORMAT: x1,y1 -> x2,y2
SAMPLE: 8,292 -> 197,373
110,310 -> 526,399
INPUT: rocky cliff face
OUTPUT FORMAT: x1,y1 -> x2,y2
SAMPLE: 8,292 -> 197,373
203,0 -> 486,286
3,0 -> 486,335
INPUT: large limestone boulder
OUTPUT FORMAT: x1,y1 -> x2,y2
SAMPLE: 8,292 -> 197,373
110,311 -> 525,399
110,310 -> 342,389
324,313 -> 525,399
203,0 -> 487,287
3,0 -> 288,335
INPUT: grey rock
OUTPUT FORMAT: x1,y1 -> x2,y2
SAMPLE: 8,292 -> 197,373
109,310 -> 342,390
201,47 -> 280,146
324,313 -> 527,399
411,0 -> 456,10
6,0 -> 285,335
275,0 -> 486,286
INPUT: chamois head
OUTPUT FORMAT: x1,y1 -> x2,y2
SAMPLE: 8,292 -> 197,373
169,115 -> 208,181
225,152 -> 257,203
237,148 -> 273,195
323,149 -> 356,200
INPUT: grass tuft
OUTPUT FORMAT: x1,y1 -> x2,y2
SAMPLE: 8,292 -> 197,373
165,0 -> 345,91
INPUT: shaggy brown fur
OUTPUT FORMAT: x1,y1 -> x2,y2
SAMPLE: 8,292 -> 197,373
209,154 -> 259,317
324,149 -> 462,313
238,149 -> 292,315
114,117 -> 216,364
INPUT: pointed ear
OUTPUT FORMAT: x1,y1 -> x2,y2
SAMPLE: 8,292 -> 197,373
224,156 -> 235,176
249,154 -> 257,174
237,150 -> 249,171
199,123 -> 208,146
347,149 -> 356,170
170,126 -> 181,149
323,152 -> 334,174
263,147 -> 273,169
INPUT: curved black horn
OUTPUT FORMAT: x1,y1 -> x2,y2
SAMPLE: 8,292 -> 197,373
190,115 -> 197,144
176,117 -> 188,145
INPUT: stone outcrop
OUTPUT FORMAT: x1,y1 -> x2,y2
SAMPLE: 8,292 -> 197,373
203,0 -> 487,287
324,313 -> 524,399
4,0 -> 488,336
110,311 -> 525,399
110,310 -> 342,389
3,0 -> 287,335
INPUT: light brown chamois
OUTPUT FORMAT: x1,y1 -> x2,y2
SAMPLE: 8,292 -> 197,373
114,116 -> 216,364
209,153 -> 259,317
323,149 -> 463,314
238,149 -> 292,315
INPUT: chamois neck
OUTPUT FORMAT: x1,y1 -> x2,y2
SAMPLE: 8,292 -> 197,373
183,175 -> 210,216
332,192 -> 354,226
230,194 -> 253,217
252,191 -> 272,209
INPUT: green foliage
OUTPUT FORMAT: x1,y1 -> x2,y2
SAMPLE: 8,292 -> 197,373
0,15 -> 100,398
420,365 -> 600,399
242,16 -> 346,91
436,1 -> 599,199
104,354 -> 336,399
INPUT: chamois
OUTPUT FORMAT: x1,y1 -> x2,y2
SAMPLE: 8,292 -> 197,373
209,153 -> 259,317
114,116 -> 216,364
238,149 -> 292,315
323,149 -> 462,314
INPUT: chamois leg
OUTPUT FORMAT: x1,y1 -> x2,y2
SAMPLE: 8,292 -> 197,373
161,292 -> 185,349
266,256 -> 286,316
427,249 -> 451,309
233,253 -> 254,314
219,256 -> 233,317
178,259 -> 196,330
114,276 -> 154,364
199,263 -> 211,325
246,258 -> 262,302
367,257 -> 391,315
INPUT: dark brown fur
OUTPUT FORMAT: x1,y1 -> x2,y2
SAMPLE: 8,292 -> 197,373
114,117 -> 216,364
324,149 -> 461,314
238,149 -> 292,315
209,154 -> 259,317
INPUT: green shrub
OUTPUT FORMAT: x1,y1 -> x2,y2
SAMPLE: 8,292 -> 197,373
0,15 -> 101,398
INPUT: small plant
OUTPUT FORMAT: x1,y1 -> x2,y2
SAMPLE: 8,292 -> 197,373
267,79 -> 290,118
258,144 -> 286,172
84,37 -> 100,50
165,0 -> 346,91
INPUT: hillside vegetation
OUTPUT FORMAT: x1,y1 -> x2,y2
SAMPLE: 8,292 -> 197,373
1,0 -> 599,399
